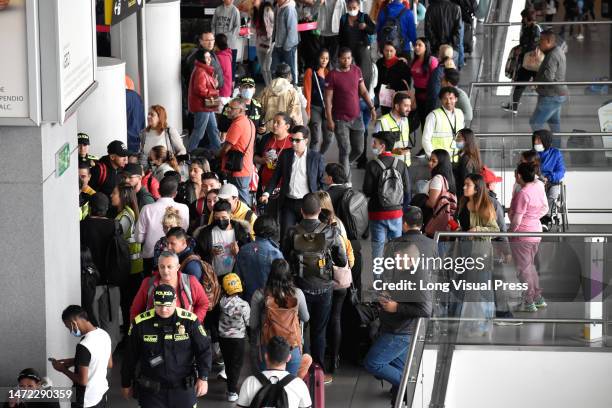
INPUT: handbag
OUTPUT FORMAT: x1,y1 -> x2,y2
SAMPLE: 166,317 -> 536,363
225,121 -> 255,172
332,264 -> 352,289
424,177 -> 458,238
204,97 -> 220,108
522,48 -> 544,72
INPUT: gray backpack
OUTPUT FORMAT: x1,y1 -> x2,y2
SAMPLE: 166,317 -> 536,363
375,157 -> 404,208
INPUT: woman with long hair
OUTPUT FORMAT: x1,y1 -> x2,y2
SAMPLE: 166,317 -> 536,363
303,49 -> 334,154
252,0 -> 275,85
375,42 -> 412,115
455,173 -> 499,335
149,145 -> 180,182
176,159 -> 211,205
410,37 -> 439,132
250,259 -> 310,376
454,128 -> 482,197
139,105 -> 186,168
111,182 -> 143,332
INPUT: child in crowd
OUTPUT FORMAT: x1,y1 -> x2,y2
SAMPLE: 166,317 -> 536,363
219,273 -> 251,402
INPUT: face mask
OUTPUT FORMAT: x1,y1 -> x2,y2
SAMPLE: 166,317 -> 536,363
240,88 -> 255,99
71,322 -> 82,337
348,9 -> 358,16
534,144 -> 545,152
455,141 -> 465,150
216,219 -> 230,230
372,147 -> 381,156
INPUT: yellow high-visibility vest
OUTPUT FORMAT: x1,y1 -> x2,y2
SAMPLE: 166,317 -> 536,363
432,108 -> 464,162
378,113 -> 411,167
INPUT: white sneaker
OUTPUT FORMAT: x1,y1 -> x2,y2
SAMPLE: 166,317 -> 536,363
227,392 -> 239,402
218,369 -> 227,381
576,33 -> 585,41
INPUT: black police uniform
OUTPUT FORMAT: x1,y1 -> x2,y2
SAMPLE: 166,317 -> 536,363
121,308 -> 212,408
217,99 -> 264,133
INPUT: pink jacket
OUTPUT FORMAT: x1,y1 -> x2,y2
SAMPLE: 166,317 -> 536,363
508,181 -> 549,242
216,48 -> 233,97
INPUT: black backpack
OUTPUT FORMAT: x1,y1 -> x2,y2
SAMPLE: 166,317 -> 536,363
337,187 -> 369,240
291,224 -> 333,281
249,372 -> 296,408
379,7 -> 407,51
375,157 -> 404,209
105,221 -> 131,286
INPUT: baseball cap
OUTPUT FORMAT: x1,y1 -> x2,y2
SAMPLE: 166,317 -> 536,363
124,163 -> 143,177
107,140 -> 129,157
18,368 -> 41,383
154,284 -> 176,307
218,183 -> 239,200
222,273 -> 243,296
77,133 -> 90,145
239,77 -> 256,87
481,166 -> 502,184
403,206 -> 423,227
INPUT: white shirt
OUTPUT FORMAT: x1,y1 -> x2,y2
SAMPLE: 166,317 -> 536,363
237,370 -> 312,408
79,328 -> 111,407
211,226 -> 236,276
421,107 -> 460,157
288,148 -> 310,199
135,197 -> 189,258
142,128 -> 187,157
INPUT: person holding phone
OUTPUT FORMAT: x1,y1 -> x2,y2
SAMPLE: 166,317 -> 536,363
374,91 -> 415,167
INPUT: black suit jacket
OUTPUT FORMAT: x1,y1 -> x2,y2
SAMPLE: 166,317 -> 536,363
265,148 -> 326,204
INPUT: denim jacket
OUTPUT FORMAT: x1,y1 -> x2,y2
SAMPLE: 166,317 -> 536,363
236,238 -> 285,303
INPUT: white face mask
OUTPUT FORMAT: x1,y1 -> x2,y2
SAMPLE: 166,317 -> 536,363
534,144 -> 545,152
348,9 -> 359,16
372,147 -> 381,156
240,88 -> 255,100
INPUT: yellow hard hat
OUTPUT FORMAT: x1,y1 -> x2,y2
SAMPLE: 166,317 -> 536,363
222,273 -> 243,296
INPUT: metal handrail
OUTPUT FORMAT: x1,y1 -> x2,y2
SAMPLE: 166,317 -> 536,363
395,318 -> 427,408
475,132 -> 612,138
433,231 -> 612,243
568,209 -> 612,213
483,20 -> 612,27
469,80 -> 612,99
430,317 -> 604,324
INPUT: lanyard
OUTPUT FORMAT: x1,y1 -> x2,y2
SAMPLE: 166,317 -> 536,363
440,109 -> 457,137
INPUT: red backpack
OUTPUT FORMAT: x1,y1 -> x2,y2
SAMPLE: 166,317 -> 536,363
424,177 -> 457,239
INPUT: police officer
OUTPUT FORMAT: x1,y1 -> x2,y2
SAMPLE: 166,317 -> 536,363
78,133 -> 98,168
421,87 -> 465,161
121,284 -> 212,408
217,77 -> 265,135
374,92 -> 413,167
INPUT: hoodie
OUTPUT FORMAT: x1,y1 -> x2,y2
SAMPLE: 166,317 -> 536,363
212,3 -> 241,50
273,0 -> 299,51
219,294 -> 251,338
259,77 -> 304,132
376,0 -> 417,54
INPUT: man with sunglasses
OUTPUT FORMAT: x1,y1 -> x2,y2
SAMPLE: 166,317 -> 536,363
259,125 -> 326,239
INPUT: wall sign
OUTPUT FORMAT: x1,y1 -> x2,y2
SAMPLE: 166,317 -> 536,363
104,0 -> 143,25
55,142 -> 71,177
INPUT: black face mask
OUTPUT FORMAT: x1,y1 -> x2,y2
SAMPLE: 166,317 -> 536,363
216,219 -> 230,230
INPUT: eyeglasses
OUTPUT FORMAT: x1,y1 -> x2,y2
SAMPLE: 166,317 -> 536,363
290,138 -> 304,144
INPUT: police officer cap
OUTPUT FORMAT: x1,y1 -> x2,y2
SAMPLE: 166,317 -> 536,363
18,368 -> 41,383
239,77 -> 256,87
77,133 -> 90,145
154,284 -> 176,306
373,131 -> 399,149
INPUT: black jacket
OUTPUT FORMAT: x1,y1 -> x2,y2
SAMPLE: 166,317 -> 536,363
363,154 -> 411,213
375,58 -> 412,98
519,23 -> 541,54
80,217 -> 116,284
453,154 -> 479,199
195,220 -> 253,265
89,155 -> 124,197
424,0 -> 463,54
338,11 -> 376,50
379,231 -> 435,334
264,148 -> 326,205
282,219 -> 348,293
327,184 -> 349,213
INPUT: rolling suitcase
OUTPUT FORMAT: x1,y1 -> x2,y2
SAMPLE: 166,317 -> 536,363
304,363 -> 325,408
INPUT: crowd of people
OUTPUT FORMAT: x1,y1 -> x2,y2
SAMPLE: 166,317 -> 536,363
7,1 -> 583,408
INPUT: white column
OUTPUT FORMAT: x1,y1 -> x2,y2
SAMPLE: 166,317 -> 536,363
78,57 -> 127,158
145,0 -> 182,132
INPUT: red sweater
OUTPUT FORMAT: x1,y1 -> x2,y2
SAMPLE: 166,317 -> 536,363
188,60 -> 220,113
129,271 -> 209,323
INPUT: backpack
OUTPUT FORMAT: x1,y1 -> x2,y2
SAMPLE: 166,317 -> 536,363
180,254 -> 221,311
375,157 -> 404,209
378,7 -> 407,51
105,221 -> 131,286
249,371 -> 296,408
292,224 -> 332,280
337,187 -> 369,240
147,273 -> 194,310
424,177 -> 457,238
261,295 -> 302,349
504,45 -> 522,79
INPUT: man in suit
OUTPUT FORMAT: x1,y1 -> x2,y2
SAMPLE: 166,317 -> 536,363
259,125 -> 326,240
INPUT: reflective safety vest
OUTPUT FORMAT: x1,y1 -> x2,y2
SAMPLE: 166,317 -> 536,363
431,108 -> 464,162
116,206 -> 143,275
378,113 -> 411,167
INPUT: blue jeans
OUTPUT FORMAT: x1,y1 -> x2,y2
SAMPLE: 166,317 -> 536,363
261,345 -> 302,376
364,332 -> 411,387
271,46 -> 297,85
188,111 -> 220,152
304,290 -> 333,368
228,175 -> 251,205
529,95 -> 568,133
370,217 -> 403,260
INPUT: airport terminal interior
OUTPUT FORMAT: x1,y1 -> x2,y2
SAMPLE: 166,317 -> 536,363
1,0 -> 612,407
